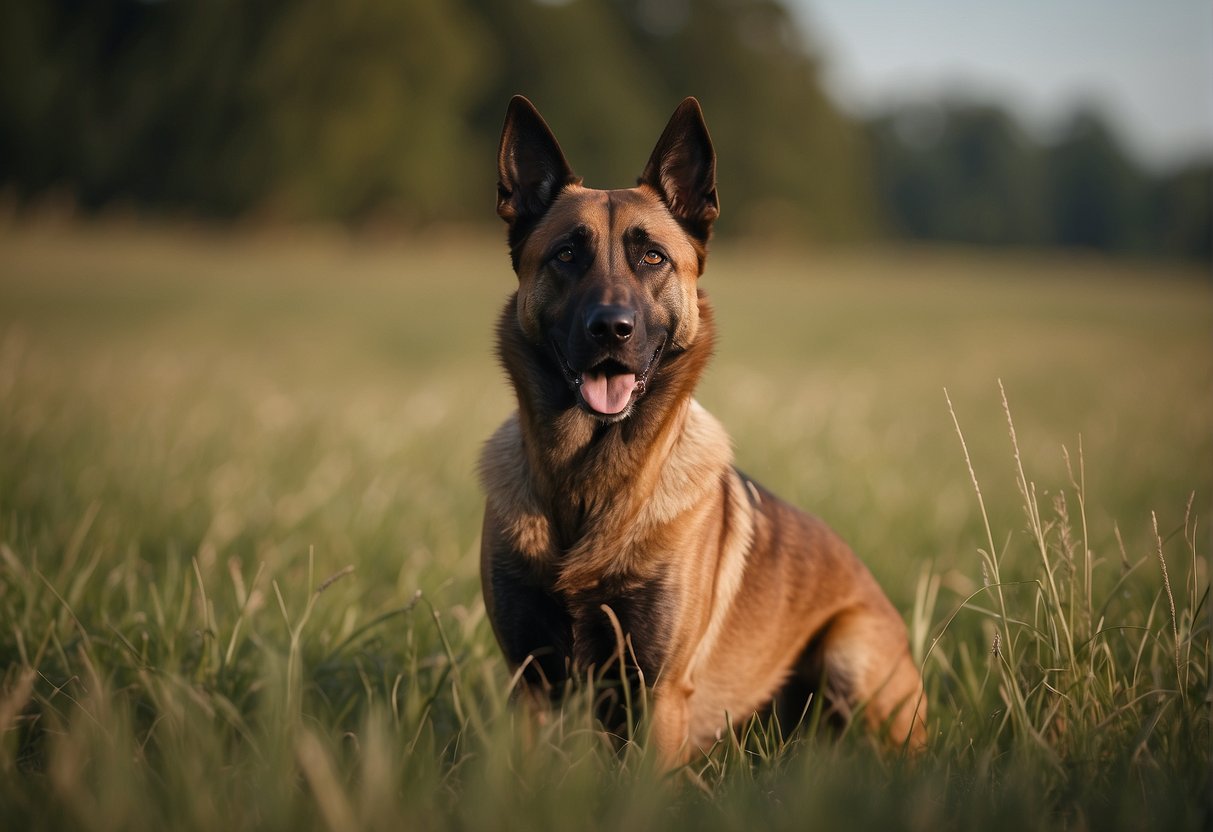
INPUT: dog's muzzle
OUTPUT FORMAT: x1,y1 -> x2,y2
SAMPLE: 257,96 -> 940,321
554,335 -> 666,420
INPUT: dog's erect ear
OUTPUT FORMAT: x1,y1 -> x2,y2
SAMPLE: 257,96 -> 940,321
497,96 -> 578,227
639,98 -> 719,241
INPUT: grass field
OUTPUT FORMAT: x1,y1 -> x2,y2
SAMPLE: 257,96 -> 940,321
1,223 -> 1210,830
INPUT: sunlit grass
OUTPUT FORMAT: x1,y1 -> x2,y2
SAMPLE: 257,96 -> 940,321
0,223 -> 1209,829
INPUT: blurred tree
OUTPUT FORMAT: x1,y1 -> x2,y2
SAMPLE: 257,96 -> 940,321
866,98 -> 1211,261
251,0 -> 491,221
0,0 -> 492,220
466,0 -> 669,190
868,101 -> 1046,245
0,0 -> 873,238
618,0 -> 875,241
0,0 -> 1207,259
466,0 -> 875,240
0,0 -> 274,212
1045,108 -> 1150,253
1148,162 -> 1213,261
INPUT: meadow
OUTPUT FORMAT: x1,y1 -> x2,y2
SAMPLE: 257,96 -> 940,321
0,222 -> 1209,830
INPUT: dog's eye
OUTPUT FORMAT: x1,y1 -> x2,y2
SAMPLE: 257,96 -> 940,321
555,246 -> 575,264
642,250 -> 665,266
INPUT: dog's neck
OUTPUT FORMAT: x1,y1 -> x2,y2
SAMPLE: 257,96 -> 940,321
496,292 -> 717,547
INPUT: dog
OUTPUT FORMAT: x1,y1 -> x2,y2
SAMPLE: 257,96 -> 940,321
479,95 -> 926,768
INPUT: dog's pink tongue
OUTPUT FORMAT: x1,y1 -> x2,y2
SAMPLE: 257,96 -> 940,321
580,371 -> 637,414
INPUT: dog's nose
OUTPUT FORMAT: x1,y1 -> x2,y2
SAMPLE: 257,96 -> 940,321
585,305 -> 635,346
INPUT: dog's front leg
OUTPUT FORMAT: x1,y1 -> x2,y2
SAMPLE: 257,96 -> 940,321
647,680 -> 694,769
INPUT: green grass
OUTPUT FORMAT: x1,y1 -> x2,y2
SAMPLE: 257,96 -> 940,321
0,223 -> 1209,830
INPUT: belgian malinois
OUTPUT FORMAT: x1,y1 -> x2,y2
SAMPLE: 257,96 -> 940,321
480,96 -> 926,767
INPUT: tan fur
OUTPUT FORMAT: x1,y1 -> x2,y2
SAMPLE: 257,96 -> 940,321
481,389 -> 928,762
481,96 -> 926,769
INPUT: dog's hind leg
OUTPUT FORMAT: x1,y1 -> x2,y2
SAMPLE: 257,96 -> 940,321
816,605 -> 928,752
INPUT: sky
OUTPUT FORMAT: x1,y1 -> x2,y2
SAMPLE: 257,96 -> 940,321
788,0 -> 1213,170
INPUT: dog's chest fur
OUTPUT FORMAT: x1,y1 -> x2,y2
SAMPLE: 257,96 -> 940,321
480,399 -> 754,680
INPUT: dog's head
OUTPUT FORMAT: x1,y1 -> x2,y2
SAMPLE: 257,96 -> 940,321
496,96 -> 719,423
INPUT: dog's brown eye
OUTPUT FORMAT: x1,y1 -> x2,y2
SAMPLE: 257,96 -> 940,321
642,250 -> 665,266
555,246 -> 575,264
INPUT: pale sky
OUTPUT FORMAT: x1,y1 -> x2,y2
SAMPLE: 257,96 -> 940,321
789,0 -> 1213,169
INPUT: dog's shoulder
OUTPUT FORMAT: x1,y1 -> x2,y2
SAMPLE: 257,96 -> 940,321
478,411 -> 526,497
479,412 -> 554,562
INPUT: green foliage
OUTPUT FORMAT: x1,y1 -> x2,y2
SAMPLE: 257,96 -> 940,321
3,2 -> 1208,257
251,0 -> 492,220
1046,109 -> 1154,252
868,99 -> 1213,260
0,0 -> 872,239
868,103 -> 1048,245
0,226 -> 1210,829
1147,160 -> 1213,260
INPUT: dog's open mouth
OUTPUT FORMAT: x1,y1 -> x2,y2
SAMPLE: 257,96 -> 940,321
555,337 -> 665,418
580,358 -> 637,415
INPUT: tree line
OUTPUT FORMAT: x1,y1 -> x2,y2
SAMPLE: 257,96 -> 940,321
868,101 -> 1211,260
1,0 -> 1208,260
